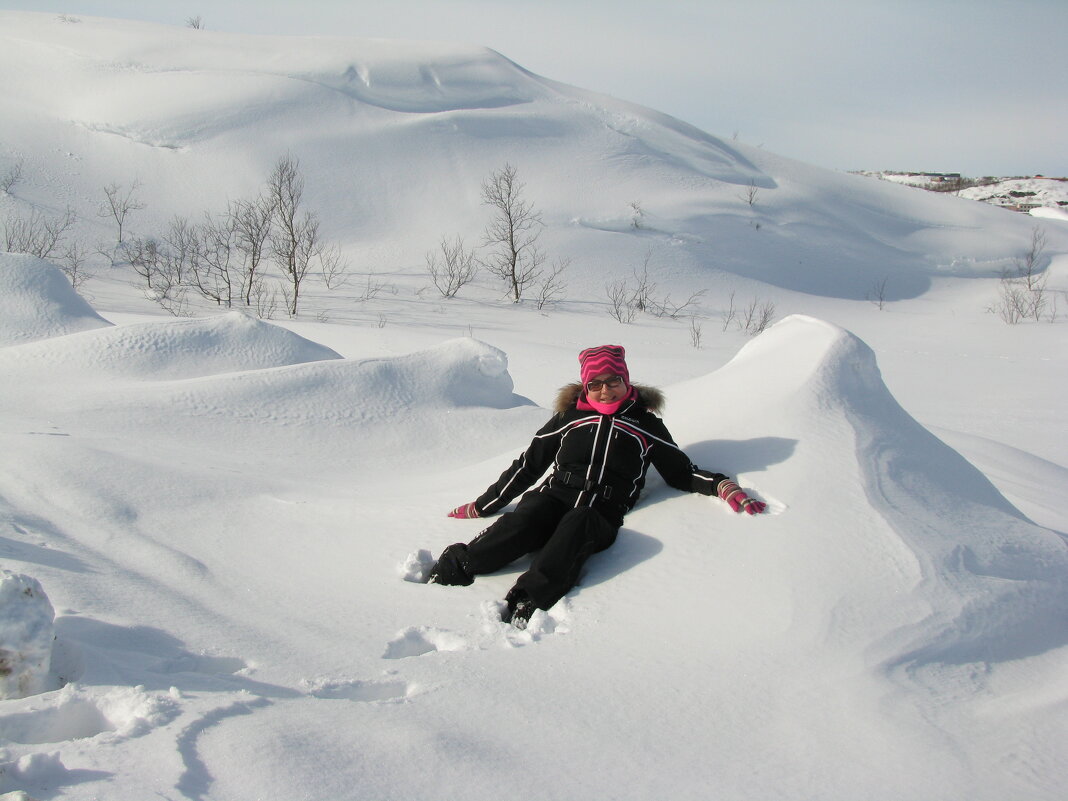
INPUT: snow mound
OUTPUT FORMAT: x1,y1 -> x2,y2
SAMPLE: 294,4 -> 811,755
0,571 -> 55,700
1030,206 -> 1068,222
1,334 -> 539,478
0,311 -> 341,381
670,315 -> 1068,670
0,254 -> 111,347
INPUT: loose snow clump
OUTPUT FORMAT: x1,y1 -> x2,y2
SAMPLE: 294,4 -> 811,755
0,572 -> 56,700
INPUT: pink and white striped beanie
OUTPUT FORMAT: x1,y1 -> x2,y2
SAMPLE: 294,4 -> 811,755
578,345 -> 630,387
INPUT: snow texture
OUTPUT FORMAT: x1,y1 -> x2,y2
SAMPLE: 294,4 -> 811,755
1,11 -> 1067,801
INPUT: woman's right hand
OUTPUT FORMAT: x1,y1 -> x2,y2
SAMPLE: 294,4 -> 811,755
447,502 -> 481,519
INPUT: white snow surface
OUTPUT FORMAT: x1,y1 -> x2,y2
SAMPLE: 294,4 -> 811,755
1,12 -> 1067,801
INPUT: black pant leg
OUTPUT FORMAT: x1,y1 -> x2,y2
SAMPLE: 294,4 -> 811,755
464,491 -> 568,575
514,506 -> 619,610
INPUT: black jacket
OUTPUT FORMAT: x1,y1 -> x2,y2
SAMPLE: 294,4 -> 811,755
474,383 -> 728,525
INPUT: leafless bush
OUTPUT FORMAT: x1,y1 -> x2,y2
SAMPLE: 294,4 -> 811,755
355,271 -> 389,301
649,289 -> 707,320
741,298 -> 776,335
60,241 -> 93,290
2,206 -> 77,260
867,277 -> 889,310
128,237 -> 188,316
1,160 -> 23,194
606,280 -> 637,323
186,16 -> 204,29
738,180 -> 760,206
427,235 -> 477,298
535,257 -> 569,310
249,279 -> 279,320
720,291 -> 737,331
630,251 -> 657,312
629,200 -> 645,229
990,225 -> 1049,324
689,316 -> 703,349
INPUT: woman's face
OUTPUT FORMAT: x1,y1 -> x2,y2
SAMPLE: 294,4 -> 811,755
586,372 -> 627,404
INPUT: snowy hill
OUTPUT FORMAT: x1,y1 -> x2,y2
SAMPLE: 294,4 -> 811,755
4,10 -> 1065,307
1,11 -> 1067,801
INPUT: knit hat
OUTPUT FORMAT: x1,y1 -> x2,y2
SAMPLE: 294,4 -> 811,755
578,345 -> 629,388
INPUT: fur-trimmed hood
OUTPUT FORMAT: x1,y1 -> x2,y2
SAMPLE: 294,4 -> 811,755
554,382 -> 665,414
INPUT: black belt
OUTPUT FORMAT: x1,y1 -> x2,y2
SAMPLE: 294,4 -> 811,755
558,471 -> 614,499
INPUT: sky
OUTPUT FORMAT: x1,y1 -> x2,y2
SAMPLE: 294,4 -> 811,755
3,0 -> 1066,177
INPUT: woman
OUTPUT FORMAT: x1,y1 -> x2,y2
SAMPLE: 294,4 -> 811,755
428,345 -> 766,628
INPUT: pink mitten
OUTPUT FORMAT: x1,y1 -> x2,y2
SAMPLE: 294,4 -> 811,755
447,502 -> 481,519
718,481 -> 767,515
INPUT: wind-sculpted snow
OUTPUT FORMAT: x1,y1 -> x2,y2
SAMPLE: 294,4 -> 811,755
0,255 -> 111,347
668,315 -> 1068,673
0,310 -> 341,381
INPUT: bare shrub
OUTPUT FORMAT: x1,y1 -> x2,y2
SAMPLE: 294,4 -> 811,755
606,280 -> 637,323
720,290 -> 738,331
741,298 -> 776,335
867,277 -> 889,310
649,289 -> 706,320
1,160 -> 23,194
990,225 -> 1050,324
427,235 -> 477,298
689,316 -> 703,349
2,206 -> 77,260
535,257 -> 569,310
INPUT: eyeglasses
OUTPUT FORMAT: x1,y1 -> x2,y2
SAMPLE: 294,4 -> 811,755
586,376 -> 624,392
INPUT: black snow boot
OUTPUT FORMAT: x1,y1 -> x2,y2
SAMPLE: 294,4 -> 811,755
426,543 -> 475,586
503,588 -> 538,630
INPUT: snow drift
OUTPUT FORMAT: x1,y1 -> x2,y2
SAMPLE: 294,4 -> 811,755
0,254 -> 110,346
673,316 -> 1068,672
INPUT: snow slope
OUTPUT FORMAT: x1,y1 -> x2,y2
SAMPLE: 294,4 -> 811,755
4,10 -> 1066,306
1,11 -> 1067,801
2,242 -> 1066,801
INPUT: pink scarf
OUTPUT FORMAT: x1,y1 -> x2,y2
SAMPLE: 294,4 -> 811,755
577,386 -> 635,415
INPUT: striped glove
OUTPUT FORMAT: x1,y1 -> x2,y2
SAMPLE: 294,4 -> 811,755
447,502 -> 481,519
718,481 -> 766,515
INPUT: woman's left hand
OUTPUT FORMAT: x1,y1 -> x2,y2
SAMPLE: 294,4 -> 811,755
718,481 -> 767,515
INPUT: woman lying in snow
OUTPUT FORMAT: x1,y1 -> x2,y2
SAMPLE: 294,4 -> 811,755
427,344 -> 766,628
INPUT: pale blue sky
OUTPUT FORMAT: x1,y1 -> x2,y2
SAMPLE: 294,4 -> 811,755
4,0 -> 1065,176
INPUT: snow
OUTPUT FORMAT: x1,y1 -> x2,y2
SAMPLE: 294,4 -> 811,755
0,573 -> 56,701
1,11 -> 1067,801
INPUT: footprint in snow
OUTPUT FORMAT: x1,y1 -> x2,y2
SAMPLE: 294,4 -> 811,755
304,677 -> 411,702
383,599 -> 572,659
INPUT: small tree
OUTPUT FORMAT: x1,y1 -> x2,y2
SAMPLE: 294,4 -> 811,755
230,196 -> 274,305
186,16 -> 204,29
266,154 -> 341,317
480,163 -> 544,302
99,180 -> 145,247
